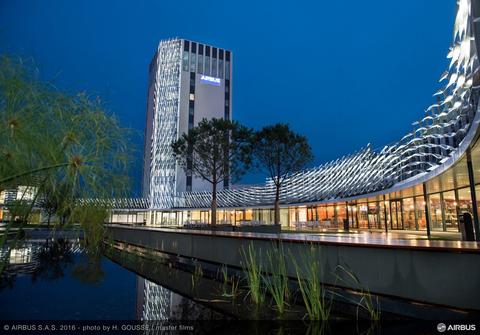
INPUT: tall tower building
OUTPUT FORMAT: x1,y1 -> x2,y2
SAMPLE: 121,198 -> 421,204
142,38 -> 232,209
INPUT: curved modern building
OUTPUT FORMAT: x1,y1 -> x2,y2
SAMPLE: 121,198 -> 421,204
120,0 -> 480,240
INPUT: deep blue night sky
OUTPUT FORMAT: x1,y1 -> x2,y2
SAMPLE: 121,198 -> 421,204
0,1 -> 456,195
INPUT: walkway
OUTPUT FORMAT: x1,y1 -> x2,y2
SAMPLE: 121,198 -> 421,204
111,224 -> 480,253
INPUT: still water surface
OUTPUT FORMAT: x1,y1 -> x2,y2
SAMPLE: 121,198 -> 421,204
0,239 -> 222,320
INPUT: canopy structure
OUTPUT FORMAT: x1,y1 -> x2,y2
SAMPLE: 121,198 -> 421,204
174,0 -> 480,210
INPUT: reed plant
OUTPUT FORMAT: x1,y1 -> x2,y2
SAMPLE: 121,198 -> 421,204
336,264 -> 381,321
291,244 -> 332,320
263,242 -> 289,314
240,242 -> 265,305
219,264 -> 240,299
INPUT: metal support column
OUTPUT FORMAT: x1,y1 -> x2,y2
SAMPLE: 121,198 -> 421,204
467,148 -> 480,241
423,183 -> 431,238
383,195 -> 388,233
345,202 -> 349,232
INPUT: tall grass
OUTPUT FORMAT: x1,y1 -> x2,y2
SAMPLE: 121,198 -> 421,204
240,242 -> 265,305
291,244 -> 331,320
219,265 -> 239,299
336,264 -> 381,321
263,242 -> 289,314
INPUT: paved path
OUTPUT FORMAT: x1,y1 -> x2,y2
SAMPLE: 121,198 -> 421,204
107,224 -> 480,253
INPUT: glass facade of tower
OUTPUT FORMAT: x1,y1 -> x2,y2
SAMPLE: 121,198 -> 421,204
142,39 -> 232,209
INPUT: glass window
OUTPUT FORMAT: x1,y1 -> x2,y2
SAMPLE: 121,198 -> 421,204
280,208 -> 289,227
367,202 -> 377,229
218,59 -> 224,79
317,206 -> 327,221
348,205 -> 357,228
190,52 -> 196,72
228,210 -> 235,225
429,193 -> 443,230
225,60 -> 230,79
205,56 -> 210,75
245,209 -> 253,221
358,204 -> 368,229
289,207 -> 297,226
475,185 -> 480,226
297,206 -> 307,222
443,191 -> 458,231
326,205 -> 335,226
307,206 -> 316,221
379,201 -> 388,230
459,187 -> 473,219
415,196 -> 426,230
336,205 -> 346,227
191,210 -> 200,222
197,54 -> 203,74
253,209 -> 261,222
212,58 -> 217,77
402,198 -> 416,230
235,210 -> 244,224
217,209 -> 226,224
261,209 -> 271,224
182,51 -> 189,71
224,107 -> 229,120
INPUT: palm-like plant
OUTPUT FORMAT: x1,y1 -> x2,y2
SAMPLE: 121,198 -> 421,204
0,56 -> 134,259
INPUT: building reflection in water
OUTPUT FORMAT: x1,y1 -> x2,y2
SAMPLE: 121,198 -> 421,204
135,276 -> 224,321
0,239 -> 82,276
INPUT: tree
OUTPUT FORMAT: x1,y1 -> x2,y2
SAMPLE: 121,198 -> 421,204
252,123 -> 313,225
172,118 -> 252,225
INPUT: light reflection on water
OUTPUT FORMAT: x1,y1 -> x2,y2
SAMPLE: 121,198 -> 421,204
0,239 -> 223,320
136,278 -> 223,321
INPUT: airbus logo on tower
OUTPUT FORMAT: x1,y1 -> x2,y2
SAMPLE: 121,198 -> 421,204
200,75 -> 221,86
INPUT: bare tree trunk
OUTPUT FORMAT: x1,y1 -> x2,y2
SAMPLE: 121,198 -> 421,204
211,181 -> 217,226
274,184 -> 280,225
